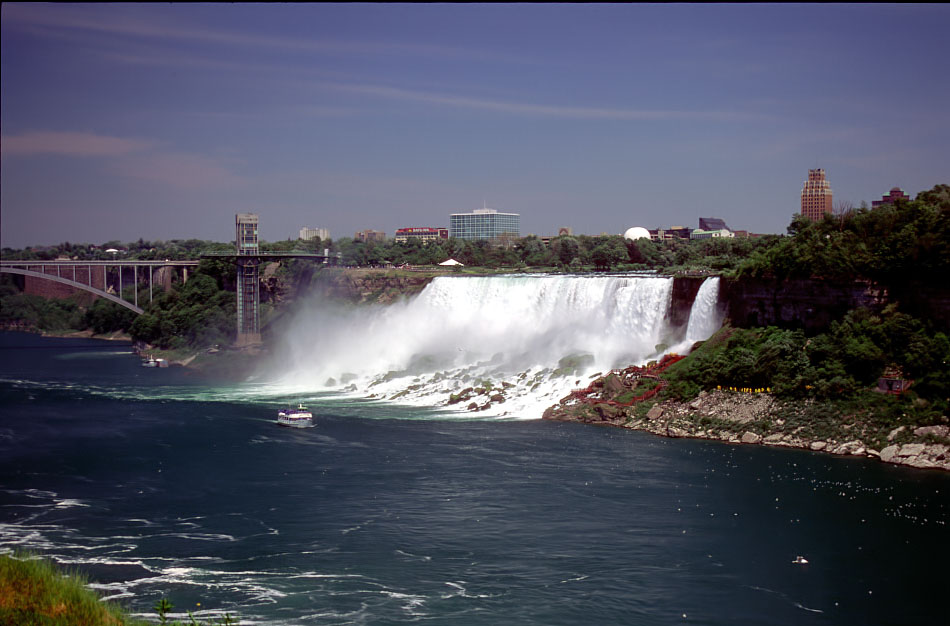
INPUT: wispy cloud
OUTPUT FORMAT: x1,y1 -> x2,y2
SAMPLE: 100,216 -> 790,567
96,48 -> 353,84
4,5 -> 763,123
110,152 -> 246,191
1,130 -> 243,191
324,81 -> 766,122
89,44 -> 745,122
2,4 -> 513,62
67,46 -> 765,123
1,131 -> 153,157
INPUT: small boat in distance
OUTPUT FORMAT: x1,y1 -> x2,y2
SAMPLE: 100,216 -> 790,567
792,556 -> 809,565
141,354 -> 168,368
277,403 -> 313,428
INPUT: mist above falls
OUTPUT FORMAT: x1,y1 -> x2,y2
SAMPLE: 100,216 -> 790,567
268,274 -> 721,419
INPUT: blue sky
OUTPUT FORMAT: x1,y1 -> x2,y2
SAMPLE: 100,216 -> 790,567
2,3 -> 948,248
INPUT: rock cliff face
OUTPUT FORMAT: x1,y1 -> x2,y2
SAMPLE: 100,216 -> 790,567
308,268 -> 440,305
888,282 -> 950,329
718,277 -> 950,332
719,277 -> 888,333
668,276 -> 706,328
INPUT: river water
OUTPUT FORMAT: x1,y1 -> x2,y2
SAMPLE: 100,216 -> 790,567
1,331 -> 948,625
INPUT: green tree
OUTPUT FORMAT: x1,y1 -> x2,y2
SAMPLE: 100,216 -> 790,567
517,236 -> 552,266
626,238 -> 664,268
128,270 -> 235,349
85,299 -> 136,334
556,236 -> 580,266
590,237 -> 628,271
129,312 -> 161,344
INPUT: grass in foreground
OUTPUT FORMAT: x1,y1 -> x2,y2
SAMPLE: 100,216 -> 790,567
0,553 -> 129,625
0,553 -> 236,625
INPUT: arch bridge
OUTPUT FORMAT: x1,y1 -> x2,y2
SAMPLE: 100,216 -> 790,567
0,260 -> 201,315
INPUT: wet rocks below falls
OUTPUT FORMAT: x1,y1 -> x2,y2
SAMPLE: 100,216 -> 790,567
446,383 -> 514,412
544,387 -> 950,472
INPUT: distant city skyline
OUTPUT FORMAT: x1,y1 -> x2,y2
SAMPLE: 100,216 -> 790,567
2,4 -> 949,248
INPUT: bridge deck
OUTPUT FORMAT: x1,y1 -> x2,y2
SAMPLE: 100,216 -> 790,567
200,252 -> 339,261
0,260 -> 200,267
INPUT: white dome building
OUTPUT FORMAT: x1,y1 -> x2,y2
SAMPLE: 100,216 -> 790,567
623,226 -> 651,241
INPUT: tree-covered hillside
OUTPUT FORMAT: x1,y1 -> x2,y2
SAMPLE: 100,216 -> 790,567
736,184 -> 950,284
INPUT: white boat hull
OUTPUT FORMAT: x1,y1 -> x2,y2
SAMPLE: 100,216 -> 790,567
277,405 -> 313,428
277,415 -> 313,428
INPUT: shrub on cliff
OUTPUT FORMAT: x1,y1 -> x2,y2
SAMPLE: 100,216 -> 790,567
665,326 -> 810,398
129,273 -> 235,349
85,297 -> 137,335
0,293 -> 87,332
663,307 -> 949,416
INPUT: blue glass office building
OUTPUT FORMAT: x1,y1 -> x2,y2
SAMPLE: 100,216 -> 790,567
449,209 -> 520,241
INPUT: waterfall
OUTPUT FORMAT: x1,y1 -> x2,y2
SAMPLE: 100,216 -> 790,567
271,274 -> 721,419
684,277 -> 722,344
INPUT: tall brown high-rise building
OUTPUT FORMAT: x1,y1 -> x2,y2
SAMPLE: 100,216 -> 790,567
800,169 -> 833,221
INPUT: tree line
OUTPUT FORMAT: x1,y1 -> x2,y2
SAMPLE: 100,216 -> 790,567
735,184 -> 950,287
2,230 -> 776,274
2,183 -> 947,352
5,184 -> 946,281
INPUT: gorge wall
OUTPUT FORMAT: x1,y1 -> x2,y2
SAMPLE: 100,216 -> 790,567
719,277 -> 950,332
719,277 -> 887,333
309,268 -> 442,305
668,276 -> 705,328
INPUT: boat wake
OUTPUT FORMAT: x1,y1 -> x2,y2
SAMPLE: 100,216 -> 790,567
746,585 -> 825,614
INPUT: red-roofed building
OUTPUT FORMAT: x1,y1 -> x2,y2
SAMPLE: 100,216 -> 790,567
872,187 -> 911,209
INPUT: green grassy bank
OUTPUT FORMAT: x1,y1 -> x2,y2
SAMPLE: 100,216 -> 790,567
0,553 -> 235,626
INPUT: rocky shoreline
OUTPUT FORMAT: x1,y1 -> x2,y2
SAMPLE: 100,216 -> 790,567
544,378 -> 950,472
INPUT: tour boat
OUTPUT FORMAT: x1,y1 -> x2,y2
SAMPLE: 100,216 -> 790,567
792,556 -> 809,565
277,403 -> 313,428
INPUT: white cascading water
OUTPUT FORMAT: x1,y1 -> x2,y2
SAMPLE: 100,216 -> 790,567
683,276 -> 722,344
271,274 -> 722,419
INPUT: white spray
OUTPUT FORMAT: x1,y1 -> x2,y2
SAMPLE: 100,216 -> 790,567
270,274 -> 721,419
684,277 -> 722,344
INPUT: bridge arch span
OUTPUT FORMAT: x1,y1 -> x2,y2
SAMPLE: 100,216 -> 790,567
0,267 -> 144,315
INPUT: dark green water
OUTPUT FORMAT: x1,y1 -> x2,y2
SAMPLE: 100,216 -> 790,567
1,332 -> 947,625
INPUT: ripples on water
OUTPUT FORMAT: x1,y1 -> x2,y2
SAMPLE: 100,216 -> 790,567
1,332 -> 949,625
